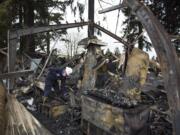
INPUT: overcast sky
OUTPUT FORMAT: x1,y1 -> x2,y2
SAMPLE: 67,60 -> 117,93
52,0 -> 156,58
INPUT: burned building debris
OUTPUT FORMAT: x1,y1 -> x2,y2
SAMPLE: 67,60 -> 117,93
0,0 -> 180,135
0,42 -> 174,135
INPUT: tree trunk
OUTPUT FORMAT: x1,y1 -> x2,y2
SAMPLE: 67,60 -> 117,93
21,0 -> 35,56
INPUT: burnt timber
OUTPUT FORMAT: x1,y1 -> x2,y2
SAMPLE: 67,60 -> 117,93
0,82 -> 6,135
0,70 -> 33,79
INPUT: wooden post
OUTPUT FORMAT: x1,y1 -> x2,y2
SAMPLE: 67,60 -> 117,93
82,0 -> 97,90
7,30 -> 18,91
88,0 -> 94,38
0,82 -> 6,135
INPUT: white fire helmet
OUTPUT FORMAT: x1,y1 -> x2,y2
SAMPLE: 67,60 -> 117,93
65,67 -> 73,76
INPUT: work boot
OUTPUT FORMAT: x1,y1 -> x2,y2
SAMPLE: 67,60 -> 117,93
42,96 -> 48,104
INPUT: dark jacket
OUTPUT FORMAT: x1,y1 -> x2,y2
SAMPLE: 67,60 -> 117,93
46,68 -> 66,92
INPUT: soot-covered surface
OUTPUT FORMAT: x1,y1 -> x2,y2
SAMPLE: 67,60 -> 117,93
31,108 -> 82,135
17,72 -> 172,135
17,91 -> 82,135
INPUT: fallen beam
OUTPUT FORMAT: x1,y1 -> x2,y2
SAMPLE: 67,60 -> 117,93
0,49 -> 7,56
9,22 -> 89,39
93,23 -> 129,47
98,4 -> 125,14
170,35 -> 180,40
0,70 -> 34,79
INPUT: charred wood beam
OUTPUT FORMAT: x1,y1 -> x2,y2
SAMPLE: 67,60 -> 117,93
0,82 -> 6,135
93,59 -> 107,71
0,70 -> 33,79
93,23 -> 129,47
0,47 -> 7,50
98,4 -> 125,14
0,49 -> 7,56
7,34 -> 17,90
9,22 -> 89,39
170,35 -> 180,40
81,0 -> 96,90
123,0 -> 180,134
88,0 -> 94,37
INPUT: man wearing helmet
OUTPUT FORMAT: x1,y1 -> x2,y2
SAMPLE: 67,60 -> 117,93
43,67 -> 73,101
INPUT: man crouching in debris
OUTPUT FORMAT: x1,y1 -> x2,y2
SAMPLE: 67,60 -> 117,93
43,67 -> 73,103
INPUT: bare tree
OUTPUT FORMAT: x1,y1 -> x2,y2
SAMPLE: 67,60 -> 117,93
64,32 -> 84,59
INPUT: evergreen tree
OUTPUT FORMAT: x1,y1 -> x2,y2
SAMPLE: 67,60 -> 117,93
122,7 -> 152,51
114,47 -> 121,56
122,0 -> 180,53
0,0 -> 85,56
105,48 -> 111,56
0,0 -> 12,48
144,0 -> 180,54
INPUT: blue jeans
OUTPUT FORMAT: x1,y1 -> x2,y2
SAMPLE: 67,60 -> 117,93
44,75 -> 60,97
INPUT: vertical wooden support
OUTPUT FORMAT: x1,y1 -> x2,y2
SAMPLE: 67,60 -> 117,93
88,0 -> 94,37
123,0 -> 180,134
82,47 -> 97,90
0,82 -> 6,135
46,32 -> 50,54
82,0 -> 97,90
7,31 -> 17,91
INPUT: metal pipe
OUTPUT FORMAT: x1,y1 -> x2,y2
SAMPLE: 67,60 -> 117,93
98,4 -> 125,14
0,70 -> 33,79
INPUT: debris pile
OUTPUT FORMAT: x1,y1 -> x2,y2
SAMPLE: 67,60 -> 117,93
0,35 -> 175,135
10,47 -> 172,135
16,86 -> 82,135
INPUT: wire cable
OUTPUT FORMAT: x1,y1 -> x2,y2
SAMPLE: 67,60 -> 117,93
115,0 -> 122,34
99,0 -> 113,5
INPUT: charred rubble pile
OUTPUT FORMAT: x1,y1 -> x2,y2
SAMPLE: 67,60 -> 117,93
14,56 -> 83,135
12,47 -> 172,135
16,81 -> 82,135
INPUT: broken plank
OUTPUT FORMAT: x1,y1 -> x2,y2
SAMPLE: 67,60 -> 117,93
0,70 -> 33,79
